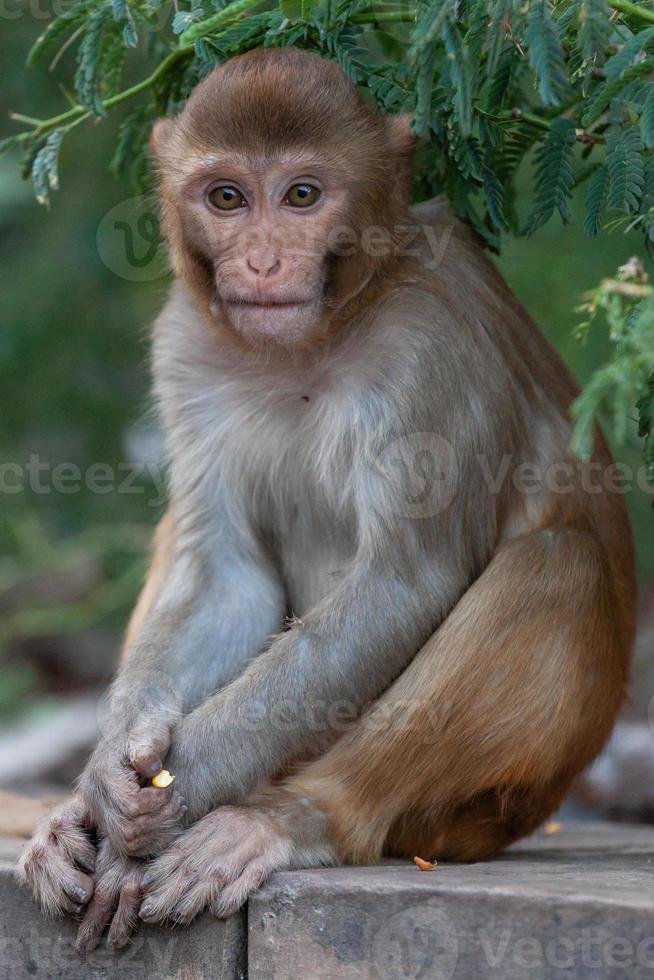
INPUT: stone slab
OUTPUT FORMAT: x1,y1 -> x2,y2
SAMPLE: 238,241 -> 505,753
2,823 -> 654,979
0,838 -> 246,980
248,822 -> 654,980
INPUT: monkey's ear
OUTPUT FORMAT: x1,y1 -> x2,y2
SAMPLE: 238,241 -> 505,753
386,112 -> 416,157
386,112 -> 416,199
150,118 -> 175,158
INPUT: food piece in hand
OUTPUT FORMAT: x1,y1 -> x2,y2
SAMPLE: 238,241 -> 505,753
151,769 -> 175,789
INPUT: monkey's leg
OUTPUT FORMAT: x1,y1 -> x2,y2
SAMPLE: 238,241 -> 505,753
138,526 -> 633,923
282,526 -> 632,864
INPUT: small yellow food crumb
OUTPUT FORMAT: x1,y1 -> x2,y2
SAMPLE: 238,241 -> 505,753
413,855 -> 437,871
544,821 -> 562,835
151,769 -> 175,789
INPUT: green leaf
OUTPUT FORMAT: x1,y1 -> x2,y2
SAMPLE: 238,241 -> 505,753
112,0 -> 138,47
27,0 -> 91,67
640,84 -> 654,148
102,33 -> 127,98
323,26 -> 367,83
110,104 -> 154,183
413,42 -> 437,135
280,0 -> 317,21
193,38 -> 222,76
584,163 -> 609,236
495,120 -> 544,185
606,125 -> 644,212
464,0 -> 488,84
20,136 -> 45,181
482,159 -> 507,230
485,0 -> 513,75
442,18 -> 472,134
524,118 -> 576,233
410,0 -> 454,55
172,10 -> 197,34
640,154 -> 654,213
525,0 -> 569,106
448,128 -> 482,180
32,127 -> 66,205
210,12 -> 275,58
581,57 -> 654,126
485,42 -> 513,112
75,6 -> 112,117
367,66 -> 411,112
577,0 -> 611,68
0,135 -> 21,160
604,25 -> 654,81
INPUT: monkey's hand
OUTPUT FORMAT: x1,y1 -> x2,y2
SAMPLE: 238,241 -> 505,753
76,837 -> 146,952
17,794 -> 96,917
138,805 -> 294,925
78,719 -> 186,858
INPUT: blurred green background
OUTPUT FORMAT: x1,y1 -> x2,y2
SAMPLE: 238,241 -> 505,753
1,16 -> 653,728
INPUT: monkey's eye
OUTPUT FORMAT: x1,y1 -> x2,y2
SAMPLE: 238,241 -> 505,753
208,186 -> 246,211
285,184 -> 321,208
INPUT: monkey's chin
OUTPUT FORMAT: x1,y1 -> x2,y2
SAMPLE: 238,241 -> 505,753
223,301 -> 323,347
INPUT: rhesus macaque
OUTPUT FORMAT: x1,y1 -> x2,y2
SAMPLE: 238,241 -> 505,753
19,47 -> 635,950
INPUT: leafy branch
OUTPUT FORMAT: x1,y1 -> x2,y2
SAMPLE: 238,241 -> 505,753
5,0 -> 654,479
572,257 -> 654,474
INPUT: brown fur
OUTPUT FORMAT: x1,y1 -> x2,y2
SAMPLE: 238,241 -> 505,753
287,525 -> 632,863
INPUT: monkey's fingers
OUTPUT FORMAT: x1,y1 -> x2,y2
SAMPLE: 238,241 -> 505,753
140,841 -> 186,892
129,785 -> 182,815
129,750 -> 164,781
18,839 -> 95,917
209,862 -> 269,919
140,869 -> 210,926
75,888 -> 118,953
121,800 -> 187,858
37,802 -> 98,873
128,715 -> 175,780
106,880 -> 143,949
139,846 -> 191,922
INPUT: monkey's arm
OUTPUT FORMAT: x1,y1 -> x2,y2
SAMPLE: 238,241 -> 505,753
77,508 -> 285,855
167,540 -> 464,823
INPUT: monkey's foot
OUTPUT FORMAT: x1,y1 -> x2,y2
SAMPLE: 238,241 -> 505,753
138,798 -> 337,924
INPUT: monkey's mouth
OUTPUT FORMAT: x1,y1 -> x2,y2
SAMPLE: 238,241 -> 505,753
226,298 -> 313,310
222,296 -> 319,343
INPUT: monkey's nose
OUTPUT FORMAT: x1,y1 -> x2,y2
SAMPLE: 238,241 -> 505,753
246,248 -> 281,278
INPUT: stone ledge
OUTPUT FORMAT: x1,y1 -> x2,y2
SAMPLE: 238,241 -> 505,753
0,838 -> 246,980
2,823 -> 653,979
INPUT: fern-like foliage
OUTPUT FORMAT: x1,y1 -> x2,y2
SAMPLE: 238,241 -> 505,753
573,260 -> 654,467
524,118 -> 576,233
525,0 -> 569,106
584,163 -> 609,237
576,0 -> 611,68
5,0 -> 654,481
8,0 -> 654,246
606,125 -> 644,213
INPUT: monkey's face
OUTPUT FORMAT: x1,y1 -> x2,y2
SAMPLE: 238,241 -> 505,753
179,154 -> 349,347
153,49 -> 416,349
